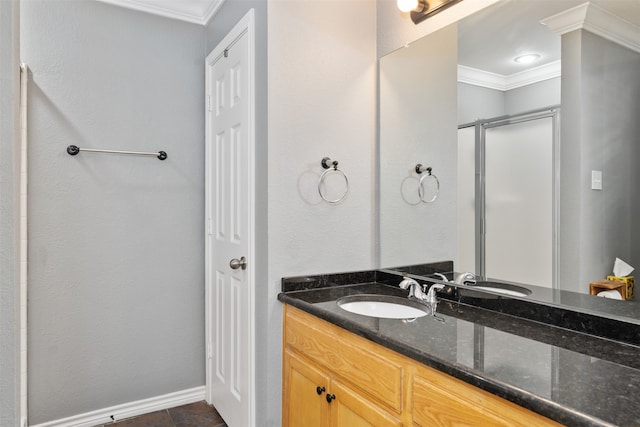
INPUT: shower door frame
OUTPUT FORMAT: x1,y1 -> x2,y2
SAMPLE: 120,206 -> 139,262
460,106 -> 561,289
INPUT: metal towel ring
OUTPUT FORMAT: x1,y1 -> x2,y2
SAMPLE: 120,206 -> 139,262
417,166 -> 440,203
318,157 -> 349,204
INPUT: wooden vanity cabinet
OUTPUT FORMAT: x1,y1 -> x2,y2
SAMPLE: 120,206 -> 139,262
411,364 -> 559,426
283,304 -> 561,427
283,350 -> 403,426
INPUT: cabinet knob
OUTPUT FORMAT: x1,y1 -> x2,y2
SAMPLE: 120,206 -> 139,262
326,393 -> 336,403
316,386 -> 325,395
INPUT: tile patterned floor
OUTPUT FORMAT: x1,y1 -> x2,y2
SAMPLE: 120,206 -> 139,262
95,401 -> 227,427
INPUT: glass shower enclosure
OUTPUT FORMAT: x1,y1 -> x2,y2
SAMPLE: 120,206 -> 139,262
457,107 -> 560,289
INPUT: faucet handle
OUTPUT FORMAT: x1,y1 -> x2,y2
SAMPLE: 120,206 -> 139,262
454,272 -> 476,285
432,272 -> 448,282
426,283 -> 446,302
399,277 -> 427,300
399,277 -> 417,289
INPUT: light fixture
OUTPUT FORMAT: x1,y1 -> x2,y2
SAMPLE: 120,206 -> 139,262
397,0 -> 463,25
514,54 -> 541,65
397,0 -> 425,13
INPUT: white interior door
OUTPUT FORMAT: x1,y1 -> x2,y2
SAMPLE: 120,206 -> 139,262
205,10 -> 255,427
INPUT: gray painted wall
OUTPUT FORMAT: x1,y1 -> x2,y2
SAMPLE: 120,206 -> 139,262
21,1 -> 206,423
204,0 -> 270,423
560,29 -> 640,293
458,83 -> 505,124
458,77 -> 560,125
0,0 -> 21,425
504,78 -> 560,114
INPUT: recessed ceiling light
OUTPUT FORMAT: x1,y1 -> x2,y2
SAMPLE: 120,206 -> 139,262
514,54 -> 541,65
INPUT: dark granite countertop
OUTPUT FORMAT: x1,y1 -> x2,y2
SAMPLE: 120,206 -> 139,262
279,274 -> 640,427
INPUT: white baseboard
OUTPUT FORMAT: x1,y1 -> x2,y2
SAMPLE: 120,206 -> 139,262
30,386 -> 206,427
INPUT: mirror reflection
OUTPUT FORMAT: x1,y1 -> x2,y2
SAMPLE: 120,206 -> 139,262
379,0 -> 640,316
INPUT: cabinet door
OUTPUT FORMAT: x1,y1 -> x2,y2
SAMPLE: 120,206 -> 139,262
283,350 -> 328,427
329,379 -> 404,427
284,305 -> 404,413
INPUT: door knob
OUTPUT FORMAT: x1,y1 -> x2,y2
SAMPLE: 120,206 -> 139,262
229,256 -> 247,270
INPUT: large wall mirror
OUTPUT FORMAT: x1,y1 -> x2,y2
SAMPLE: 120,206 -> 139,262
379,0 -> 640,319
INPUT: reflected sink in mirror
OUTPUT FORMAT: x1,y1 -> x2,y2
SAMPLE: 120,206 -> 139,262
464,281 -> 532,298
337,294 -> 429,319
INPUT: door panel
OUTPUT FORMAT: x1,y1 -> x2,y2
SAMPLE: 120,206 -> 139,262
458,112 -> 556,288
283,351 -> 328,427
205,10 -> 254,427
214,270 -> 226,383
330,380 -> 403,427
457,126 -> 476,272
485,118 -> 553,287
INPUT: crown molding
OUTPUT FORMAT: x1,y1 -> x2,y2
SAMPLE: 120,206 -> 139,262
96,0 -> 225,26
458,61 -> 561,91
202,0 -> 225,25
540,1 -> 640,54
457,65 -> 505,91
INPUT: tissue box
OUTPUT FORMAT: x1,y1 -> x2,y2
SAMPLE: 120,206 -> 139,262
606,275 -> 635,300
590,280 -> 626,299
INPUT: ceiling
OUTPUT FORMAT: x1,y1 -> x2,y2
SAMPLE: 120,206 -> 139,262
458,0 -> 640,79
97,0 -> 638,77
96,0 -> 224,25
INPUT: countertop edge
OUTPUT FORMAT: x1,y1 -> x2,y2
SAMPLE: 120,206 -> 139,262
278,293 -> 616,427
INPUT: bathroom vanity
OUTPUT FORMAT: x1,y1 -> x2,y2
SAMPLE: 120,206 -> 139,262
279,269 -> 640,426
283,305 -> 559,426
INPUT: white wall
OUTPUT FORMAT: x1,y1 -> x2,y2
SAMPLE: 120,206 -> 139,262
0,0 -> 21,425
21,1 -> 206,423
268,0 -> 377,424
379,25 -> 458,268
268,0 -> 377,277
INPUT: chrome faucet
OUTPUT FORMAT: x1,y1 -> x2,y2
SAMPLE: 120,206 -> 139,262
454,272 -> 476,285
399,277 -> 427,300
425,283 -> 446,314
399,277 -> 445,316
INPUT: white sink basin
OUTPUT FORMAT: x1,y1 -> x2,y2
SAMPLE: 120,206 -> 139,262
337,295 -> 428,319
